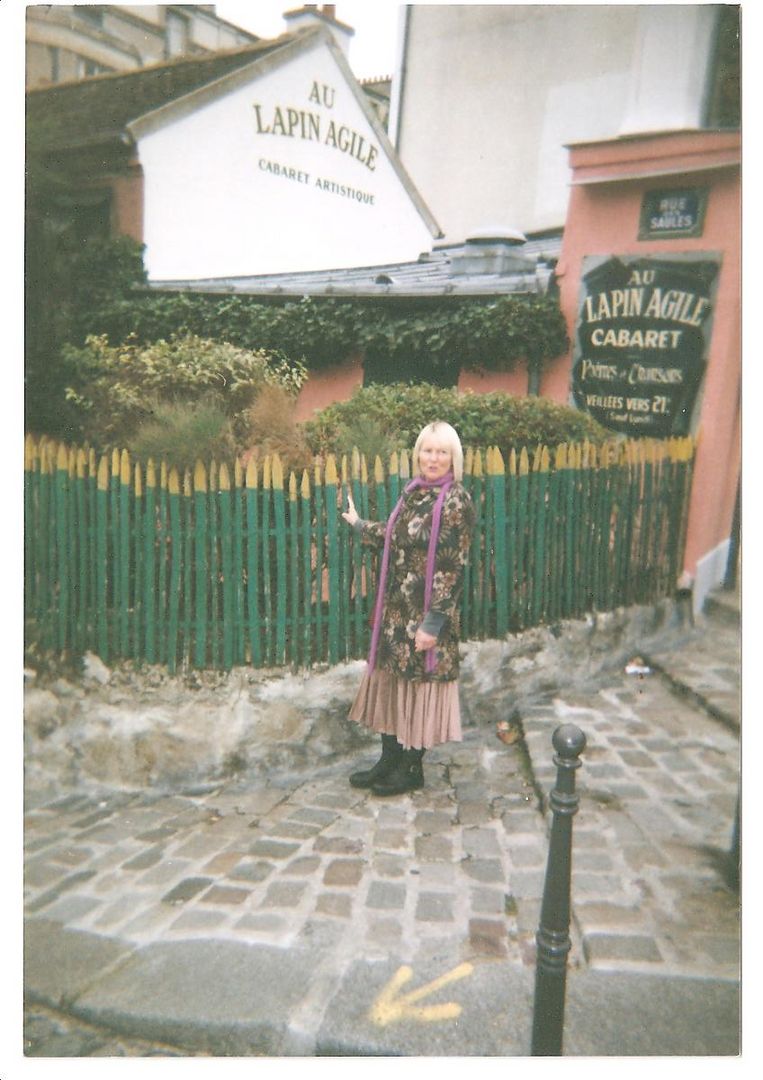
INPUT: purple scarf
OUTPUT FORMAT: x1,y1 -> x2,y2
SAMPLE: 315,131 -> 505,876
367,472 -> 454,676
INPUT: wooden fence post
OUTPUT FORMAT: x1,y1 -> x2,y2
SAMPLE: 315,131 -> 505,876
193,460 -> 208,669
233,459 -> 245,666
300,468 -> 312,668
96,453 -> 110,661
288,470 -> 300,668
325,454 -> 340,665
491,447 -> 508,637
167,466 -> 182,674
132,461 -> 143,662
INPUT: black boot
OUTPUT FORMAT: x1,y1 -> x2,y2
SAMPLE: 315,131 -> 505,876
349,733 -> 402,788
370,748 -> 425,796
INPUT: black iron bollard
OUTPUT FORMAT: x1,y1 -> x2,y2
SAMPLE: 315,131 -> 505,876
531,723 -> 586,1056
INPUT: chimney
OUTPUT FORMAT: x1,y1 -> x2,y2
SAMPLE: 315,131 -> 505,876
282,5 -> 354,57
450,228 -> 536,277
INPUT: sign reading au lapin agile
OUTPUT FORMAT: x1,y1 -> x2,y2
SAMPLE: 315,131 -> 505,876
571,254 -> 720,438
252,81 -> 381,207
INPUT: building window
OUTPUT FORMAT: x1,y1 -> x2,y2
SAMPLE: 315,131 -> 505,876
75,55 -> 113,79
75,6 -> 104,29
705,6 -> 740,128
363,352 -> 459,389
48,45 -> 60,82
166,11 -> 190,57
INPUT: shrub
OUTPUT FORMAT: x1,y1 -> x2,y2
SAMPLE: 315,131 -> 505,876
126,398 -> 236,469
303,384 -> 608,460
25,230 -> 148,439
62,333 -> 307,451
242,383 -> 313,474
327,414 -> 398,465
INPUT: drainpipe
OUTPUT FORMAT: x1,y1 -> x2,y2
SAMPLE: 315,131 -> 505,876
388,5 -> 411,151
527,358 -> 541,397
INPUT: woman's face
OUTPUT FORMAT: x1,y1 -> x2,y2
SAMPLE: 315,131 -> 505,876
418,435 -> 453,481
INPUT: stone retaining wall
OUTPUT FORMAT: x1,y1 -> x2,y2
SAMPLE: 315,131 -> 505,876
24,599 -> 693,804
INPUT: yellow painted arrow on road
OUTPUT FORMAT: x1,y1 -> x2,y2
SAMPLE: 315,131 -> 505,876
368,963 -> 474,1026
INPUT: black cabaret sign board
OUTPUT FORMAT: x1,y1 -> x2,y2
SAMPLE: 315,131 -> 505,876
571,254 -> 720,438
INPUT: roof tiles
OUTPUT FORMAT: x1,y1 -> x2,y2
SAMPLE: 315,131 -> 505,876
26,36 -> 294,153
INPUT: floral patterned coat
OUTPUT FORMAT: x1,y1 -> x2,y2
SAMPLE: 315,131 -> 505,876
358,481 -> 475,683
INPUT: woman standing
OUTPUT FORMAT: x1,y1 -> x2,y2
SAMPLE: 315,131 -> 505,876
341,421 -> 475,796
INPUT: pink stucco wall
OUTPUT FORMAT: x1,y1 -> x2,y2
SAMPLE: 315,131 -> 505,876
294,356 -> 364,422
296,360 -> 533,419
112,159 -> 144,244
553,131 -> 741,581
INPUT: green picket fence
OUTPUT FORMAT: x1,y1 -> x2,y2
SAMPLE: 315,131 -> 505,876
24,434 -> 695,673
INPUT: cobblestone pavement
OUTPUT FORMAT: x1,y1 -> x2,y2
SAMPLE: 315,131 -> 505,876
524,674 -> 739,976
23,728 -> 543,967
22,601 -> 740,1056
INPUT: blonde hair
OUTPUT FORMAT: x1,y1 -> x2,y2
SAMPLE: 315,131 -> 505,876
412,421 -> 464,482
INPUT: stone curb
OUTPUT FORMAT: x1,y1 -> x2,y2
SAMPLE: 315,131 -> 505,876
25,597 -> 694,804
640,654 -> 739,733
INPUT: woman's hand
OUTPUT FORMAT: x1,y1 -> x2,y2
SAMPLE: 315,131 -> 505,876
414,627 -> 438,652
341,490 -> 359,527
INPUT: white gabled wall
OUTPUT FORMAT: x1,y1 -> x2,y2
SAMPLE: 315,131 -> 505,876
137,38 -> 435,279
395,5 -> 720,244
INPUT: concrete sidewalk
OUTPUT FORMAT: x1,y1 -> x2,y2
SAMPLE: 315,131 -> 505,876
23,592 -> 740,1057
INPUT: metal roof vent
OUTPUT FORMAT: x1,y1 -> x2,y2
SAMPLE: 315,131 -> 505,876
467,226 -> 527,245
451,227 -> 535,276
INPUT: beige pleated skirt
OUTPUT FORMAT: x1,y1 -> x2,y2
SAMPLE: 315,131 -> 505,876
348,667 -> 462,750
